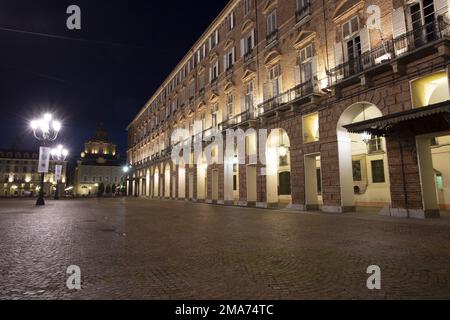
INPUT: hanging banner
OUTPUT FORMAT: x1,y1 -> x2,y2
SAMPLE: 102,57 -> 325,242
55,164 -> 63,181
38,147 -> 51,173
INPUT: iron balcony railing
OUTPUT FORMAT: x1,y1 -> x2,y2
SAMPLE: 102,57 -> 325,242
220,110 -> 252,130
244,51 -> 254,64
329,20 -> 449,85
257,79 -> 314,115
295,4 -> 310,23
266,30 -> 278,45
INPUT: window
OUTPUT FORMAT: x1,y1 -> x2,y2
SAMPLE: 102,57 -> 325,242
243,0 -> 250,16
201,113 -> 206,131
226,12 -> 234,32
241,29 -> 255,57
209,30 -> 219,50
267,10 -> 277,36
296,0 -> 310,12
296,44 -> 315,86
269,64 -> 282,97
211,104 -> 219,128
368,137 -> 383,154
436,173 -> 443,191
371,160 -> 386,183
342,16 -> 360,40
302,112 -> 319,143
352,161 -> 362,181
224,47 -> 236,70
227,94 -> 234,118
210,61 -> 219,82
245,81 -> 254,112
198,74 -> 206,90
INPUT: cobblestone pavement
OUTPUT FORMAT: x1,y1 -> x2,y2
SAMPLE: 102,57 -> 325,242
0,198 -> 450,300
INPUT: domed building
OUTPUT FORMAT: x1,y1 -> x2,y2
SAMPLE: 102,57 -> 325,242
74,125 -> 124,196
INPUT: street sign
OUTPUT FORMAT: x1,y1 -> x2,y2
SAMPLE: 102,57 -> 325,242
38,147 -> 51,173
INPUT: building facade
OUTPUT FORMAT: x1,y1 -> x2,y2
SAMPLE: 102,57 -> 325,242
127,0 -> 450,218
0,150 -> 67,198
74,126 -> 124,196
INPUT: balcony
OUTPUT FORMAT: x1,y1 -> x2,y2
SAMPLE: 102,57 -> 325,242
211,78 -> 218,92
295,4 -> 311,24
257,80 -> 315,116
198,87 -> 205,98
220,111 -> 253,130
226,66 -> 234,78
244,51 -> 254,64
266,30 -> 278,47
329,20 -> 450,88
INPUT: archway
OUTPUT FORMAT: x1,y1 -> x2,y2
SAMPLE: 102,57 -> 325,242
178,159 -> 186,199
337,102 -> 390,212
266,128 -> 292,207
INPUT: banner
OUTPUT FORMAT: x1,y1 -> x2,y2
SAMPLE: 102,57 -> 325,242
38,147 -> 51,173
55,164 -> 63,182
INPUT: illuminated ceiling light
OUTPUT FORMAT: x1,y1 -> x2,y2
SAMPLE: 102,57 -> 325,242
278,145 -> 288,157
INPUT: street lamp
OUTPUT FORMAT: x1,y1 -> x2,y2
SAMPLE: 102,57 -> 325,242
30,113 -> 62,206
50,145 -> 69,200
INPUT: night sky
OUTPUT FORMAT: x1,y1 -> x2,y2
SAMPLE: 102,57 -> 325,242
0,0 -> 229,159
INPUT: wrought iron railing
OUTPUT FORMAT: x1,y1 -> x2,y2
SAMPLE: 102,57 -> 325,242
257,80 -> 314,115
295,4 -> 310,23
329,20 -> 449,85
266,30 -> 278,45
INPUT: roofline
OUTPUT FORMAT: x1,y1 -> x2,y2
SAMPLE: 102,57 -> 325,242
127,0 -> 238,130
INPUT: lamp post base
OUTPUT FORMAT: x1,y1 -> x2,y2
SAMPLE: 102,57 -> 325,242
36,197 -> 45,206
36,172 -> 45,206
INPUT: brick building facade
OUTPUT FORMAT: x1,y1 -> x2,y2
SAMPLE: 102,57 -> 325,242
127,0 -> 450,218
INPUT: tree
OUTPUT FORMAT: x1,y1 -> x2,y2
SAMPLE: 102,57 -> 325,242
98,183 -> 105,197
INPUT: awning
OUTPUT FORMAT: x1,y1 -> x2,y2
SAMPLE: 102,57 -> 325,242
344,100 -> 450,136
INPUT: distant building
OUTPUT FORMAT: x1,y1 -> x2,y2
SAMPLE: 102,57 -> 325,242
74,125 -> 124,196
0,150 -> 67,197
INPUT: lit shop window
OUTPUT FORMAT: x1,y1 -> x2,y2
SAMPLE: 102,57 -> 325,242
302,112 -> 319,143
411,71 -> 450,108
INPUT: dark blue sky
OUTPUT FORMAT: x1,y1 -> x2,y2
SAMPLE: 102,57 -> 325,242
0,0 -> 228,159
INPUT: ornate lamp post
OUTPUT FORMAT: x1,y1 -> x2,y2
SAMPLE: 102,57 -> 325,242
30,113 -> 61,206
50,145 -> 69,200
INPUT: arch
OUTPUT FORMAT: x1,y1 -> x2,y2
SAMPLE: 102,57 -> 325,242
337,102 -> 390,210
264,49 -> 281,66
293,31 -> 315,49
266,128 -> 292,207
263,0 -> 277,15
224,39 -> 235,50
224,81 -> 234,94
241,19 -> 254,34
